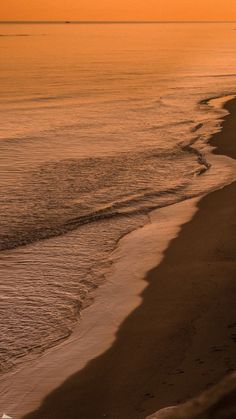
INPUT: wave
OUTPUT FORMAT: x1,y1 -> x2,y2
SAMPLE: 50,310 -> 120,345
143,119 -> 194,132
205,73 -> 236,78
191,122 -> 203,132
1,94 -> 73,105
0,184 -> 188,252
0,34 -> 46,38
0,139 -> 212,252
180,138 -> 211,173
0,34 -> 30,37
199,93 -> 236,106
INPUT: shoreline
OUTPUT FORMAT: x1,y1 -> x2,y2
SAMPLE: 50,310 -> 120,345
1,95 -> 235,377
0,95 -> 234,377
23,98 -> 236,418
0,100 -> 235,419
0,197 -> 200,419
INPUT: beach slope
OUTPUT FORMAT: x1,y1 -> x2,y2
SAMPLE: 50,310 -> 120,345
23,99 -> 236,419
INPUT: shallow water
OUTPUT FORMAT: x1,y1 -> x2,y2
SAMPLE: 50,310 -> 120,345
1,22 -> 236,373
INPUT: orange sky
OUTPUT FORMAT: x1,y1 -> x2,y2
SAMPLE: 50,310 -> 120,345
1,0 -> 236,21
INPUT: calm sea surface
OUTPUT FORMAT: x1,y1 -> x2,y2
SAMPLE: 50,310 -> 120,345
1,23 -> 236,373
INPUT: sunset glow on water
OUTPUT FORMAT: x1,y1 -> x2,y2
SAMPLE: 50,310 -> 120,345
0,23 -> 236,375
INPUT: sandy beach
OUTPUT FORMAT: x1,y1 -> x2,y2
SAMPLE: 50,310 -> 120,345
11,98 -> 233,419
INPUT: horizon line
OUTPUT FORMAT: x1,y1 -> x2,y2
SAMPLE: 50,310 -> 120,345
1,20 -> 236,24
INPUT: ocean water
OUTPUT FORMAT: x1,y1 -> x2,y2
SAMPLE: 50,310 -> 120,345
1,22 -> 236,373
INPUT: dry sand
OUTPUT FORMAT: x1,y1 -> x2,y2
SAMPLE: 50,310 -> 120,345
18,98 -> 236,419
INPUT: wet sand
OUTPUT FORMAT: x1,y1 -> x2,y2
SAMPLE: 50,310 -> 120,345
0,195 -> 200,419
21,100 -> 236,418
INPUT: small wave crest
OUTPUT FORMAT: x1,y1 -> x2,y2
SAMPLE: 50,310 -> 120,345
0,34 -> 30,37
0,145 -> 206,252
0,184 -> 188,252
